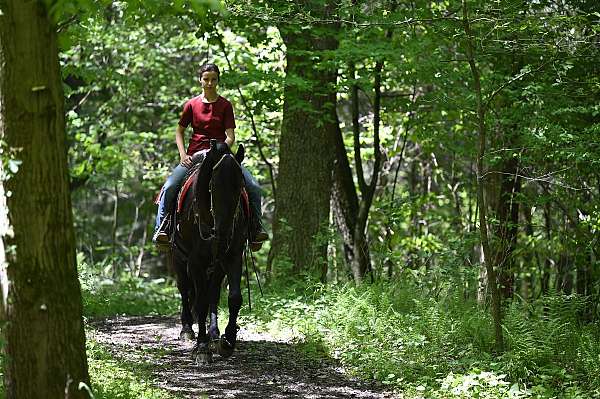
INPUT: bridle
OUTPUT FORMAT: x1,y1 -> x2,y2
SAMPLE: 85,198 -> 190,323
195,153 -> 243,255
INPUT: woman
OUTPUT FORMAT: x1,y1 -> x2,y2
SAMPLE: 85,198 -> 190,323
153,63 -> 268,249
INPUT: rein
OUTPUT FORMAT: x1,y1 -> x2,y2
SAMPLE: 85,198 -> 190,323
189,150 -> 263,308
210,154 -> 242,254
243,229 -> 264,313
193,153 -> 243,258
188,159 -> 214,242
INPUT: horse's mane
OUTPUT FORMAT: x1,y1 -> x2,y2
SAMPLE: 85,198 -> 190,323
189,145 -> 233,221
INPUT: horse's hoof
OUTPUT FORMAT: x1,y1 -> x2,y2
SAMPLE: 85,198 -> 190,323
209,337 -> 220,354
218,334 -> 235,358
179,327 -> 195,341
196,351 -> 212,365
193,342 -> 212,365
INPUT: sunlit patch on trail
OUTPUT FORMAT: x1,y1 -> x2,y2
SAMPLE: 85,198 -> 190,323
90,316 -> 397,398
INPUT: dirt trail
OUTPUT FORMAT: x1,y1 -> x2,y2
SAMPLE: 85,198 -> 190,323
91,316 -> 398,399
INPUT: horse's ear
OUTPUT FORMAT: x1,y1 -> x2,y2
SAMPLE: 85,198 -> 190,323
215,142 -> 230,154
235,143 -> 245,165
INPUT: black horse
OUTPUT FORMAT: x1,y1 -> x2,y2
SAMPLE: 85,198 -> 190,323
169,141 -> 248,364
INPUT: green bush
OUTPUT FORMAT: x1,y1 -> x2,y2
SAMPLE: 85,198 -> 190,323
244,279 -> 600,398
79,259 -> 179,318
87,337 -> 177,399
501,295 -> 600,395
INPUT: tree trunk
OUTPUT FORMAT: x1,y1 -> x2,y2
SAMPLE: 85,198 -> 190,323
576,253 -> 592,297
463,0 -> 504,352
522,203 -> 538,301
0,173 -> 8,316
407,149 -> 420,268
0,1 -> 91,397
271,8 -> 339,273
331,50 -> 387,284
112,183 -> 119,266
350,226 -> 371,282
556,215 -> 574,294
476,244 -> 487,305
331,118 -> 359,270
493,156 -> 521,299
541,204 -> 552,296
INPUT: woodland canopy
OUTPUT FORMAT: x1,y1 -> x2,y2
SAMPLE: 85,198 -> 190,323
0,0 -> 599,398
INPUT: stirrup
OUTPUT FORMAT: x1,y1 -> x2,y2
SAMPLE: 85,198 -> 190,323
249,223 -> 268,251
251,222 -> 269,243
249,241 -> 263,252
153,213 -> 172,248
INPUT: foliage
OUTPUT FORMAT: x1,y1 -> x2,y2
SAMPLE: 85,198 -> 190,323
79,256 -> 179,318
86,337 -> 177,399
77,260 -> 179,398
58,0 -> 600,297
23,0 -> 599,396
501,296 -> 600,391
60,3 -> 283,271
243,278 -> 600,398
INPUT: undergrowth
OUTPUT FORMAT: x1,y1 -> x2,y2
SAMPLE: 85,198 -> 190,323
242,278 -> 600,398
87,335 -> 179,399
5,259 -> 596,398
80,258 -> 181,398
79,258 -> 179,318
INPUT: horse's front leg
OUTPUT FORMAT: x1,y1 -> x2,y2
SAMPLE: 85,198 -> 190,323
219,254 -> 243,358
208,266 -> 225,349
192,285 -> 210,365
189,254 -> 211,365
172,249 -> 194,340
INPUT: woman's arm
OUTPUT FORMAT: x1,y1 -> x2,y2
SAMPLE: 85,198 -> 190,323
225,128 -> 235,148
176,125 -> 192,167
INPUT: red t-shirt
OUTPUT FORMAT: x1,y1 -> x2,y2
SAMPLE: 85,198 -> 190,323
178,95 -> 236,155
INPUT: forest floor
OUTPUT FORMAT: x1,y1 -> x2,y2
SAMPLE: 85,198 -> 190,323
90,315 -> 399,399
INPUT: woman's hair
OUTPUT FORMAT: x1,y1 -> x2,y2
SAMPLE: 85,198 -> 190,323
198,63 -> 220,80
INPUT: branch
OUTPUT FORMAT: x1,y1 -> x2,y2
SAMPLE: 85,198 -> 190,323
69,90 -> 92,113
225,5 -> 460,28
215,31 -> 277,197
485,61 -> 549,107
367,57 -> 384,199
390,84 -> 417,203
350,62 -> 366,194
481,168 -> 586,191
462,0 -> 503,353
56,14 -> 79,33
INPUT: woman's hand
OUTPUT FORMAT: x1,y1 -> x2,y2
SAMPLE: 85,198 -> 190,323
180,154 -> 193,168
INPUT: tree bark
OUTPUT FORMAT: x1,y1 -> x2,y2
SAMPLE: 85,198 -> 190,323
522,203 -> 538,301
0,1 -> 91,397
112,183 -> 119,264
493,156 -> 521,299
348,57 -> 385,283
331,117 -> 359,270
541,204 -> 552,295
330,8 -> 392,283
271,4 -> 339,273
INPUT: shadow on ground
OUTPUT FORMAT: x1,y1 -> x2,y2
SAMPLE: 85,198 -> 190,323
90,316 -> 397,399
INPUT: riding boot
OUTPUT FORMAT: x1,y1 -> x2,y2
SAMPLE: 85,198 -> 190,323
250,217 -> 268,251
153,212 -> 172,250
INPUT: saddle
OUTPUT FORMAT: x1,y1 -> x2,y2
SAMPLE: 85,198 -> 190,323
153,152 -> 250,226
175,168 -> 250,218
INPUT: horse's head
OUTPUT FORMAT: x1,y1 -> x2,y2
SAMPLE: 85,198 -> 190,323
210,149 -> 244,259
192,141 -> 245,258
194,141 -> 243,214
199,140 -> 244,171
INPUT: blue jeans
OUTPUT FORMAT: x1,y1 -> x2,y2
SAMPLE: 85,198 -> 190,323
155,163 -> 263,232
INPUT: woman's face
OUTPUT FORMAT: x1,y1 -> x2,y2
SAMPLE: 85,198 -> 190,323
200,71 -> 219,91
